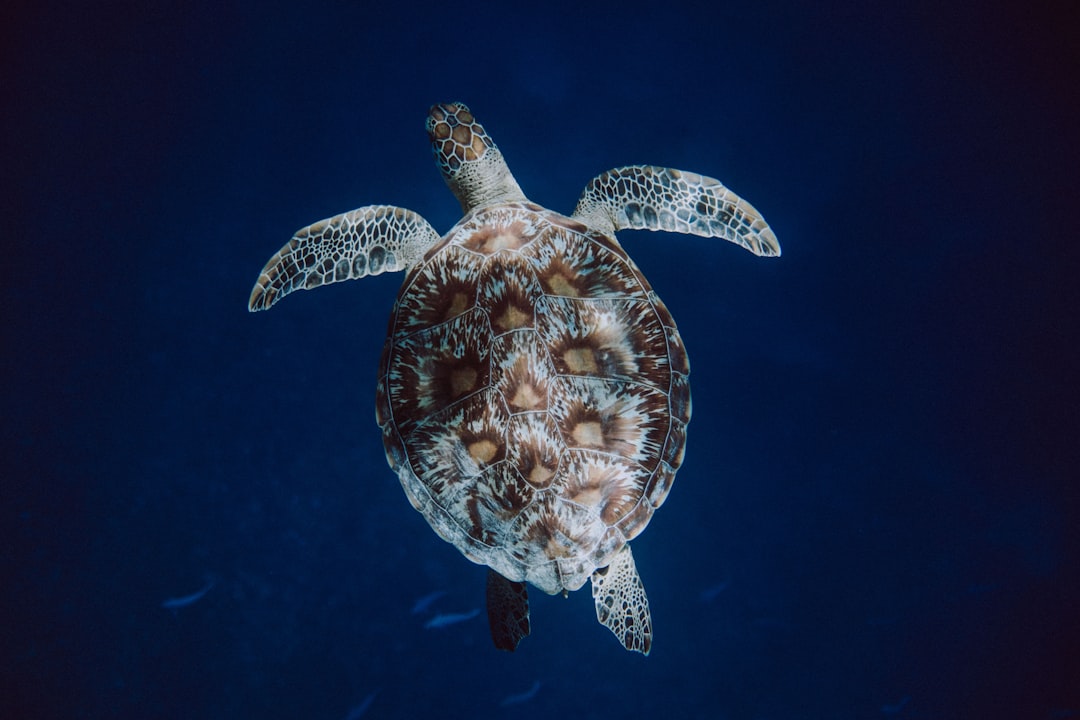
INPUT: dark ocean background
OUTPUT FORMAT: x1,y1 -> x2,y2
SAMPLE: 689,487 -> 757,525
3,1 -> 1077,718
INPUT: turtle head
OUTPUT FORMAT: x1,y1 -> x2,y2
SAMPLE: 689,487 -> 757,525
427,102 -> 525,213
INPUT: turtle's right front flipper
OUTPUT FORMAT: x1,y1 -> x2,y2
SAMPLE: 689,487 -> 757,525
248,205 -> 441,311
591,543 -> 652,655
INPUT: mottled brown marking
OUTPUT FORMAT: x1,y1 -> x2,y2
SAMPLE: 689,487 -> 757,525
600,490 -> 637,525
572,485 -> 602,506
528,230 -> 642,300
385,311 -> 492,432
451,365 -> 478,396
617,502 -> 653,540
664,324 -> 689,374
375,375 -> 391,427
572,421 -> 603,447
464,221 -> 531,254
495,304 -> 531,331
510,383 -> 543,410
539,298 -> 670,388
669,372 -> 691,424
545,536 -> 574,558
661,419 -> 688,468
550,377 -> 670,470
506,413 -> 561,491
488,233 -> 518,252
644,462 -> 676,508
546,213 -> 590,233
546,273 -> 579,296
404,391 -> 509,510
528,465 -> 554,487
465,466 -> 533,544
393,245 -> 479,333
446,291 -> 469,319
479,250 -> 542,333
563,347 -> 598,374
468,438 -> 499,465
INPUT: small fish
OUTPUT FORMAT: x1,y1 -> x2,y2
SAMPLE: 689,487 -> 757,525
411,589 -> 447,615
1045,710 -> 1078,720
423,608 -> 480,629
161,581 -> 214,613
500,680 -> 541,707
698,581 -> 730,603
881,695 -> 910,714
343,690 -> 378,720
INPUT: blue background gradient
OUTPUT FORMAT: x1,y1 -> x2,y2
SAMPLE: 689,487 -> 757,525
3,1 -> 1077,717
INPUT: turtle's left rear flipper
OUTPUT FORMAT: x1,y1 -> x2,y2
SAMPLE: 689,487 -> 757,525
486,570 -> 530,652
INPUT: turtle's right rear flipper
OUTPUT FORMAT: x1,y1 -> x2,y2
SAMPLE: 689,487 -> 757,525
591,543 -> 652,655
486,570 -> 530,652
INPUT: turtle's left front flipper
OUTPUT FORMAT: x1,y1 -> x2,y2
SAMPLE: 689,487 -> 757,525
248,205 -> 440,311
571,165 -> 780,258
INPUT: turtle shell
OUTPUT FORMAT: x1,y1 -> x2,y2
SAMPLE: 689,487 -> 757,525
376,201 -> 690,595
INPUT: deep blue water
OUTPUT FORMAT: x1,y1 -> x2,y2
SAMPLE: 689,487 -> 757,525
3,1 -> 1077,718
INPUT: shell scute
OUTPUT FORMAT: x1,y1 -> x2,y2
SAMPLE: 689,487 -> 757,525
456,206 -> 544,256
661,417 -> 689,470
463,464 -> 535,546
393,244 -> 480,335
664,322 -> 690,376
386,308 -> 492,434
644,461 -> 677,510
549,376 -> 668,472
524,230 -> 643,298
407,389 -> 510,494
557,449 -> 651,526
490,330 -> 554,413
537,297 -> 671,389
506,412 -> 564,490
615,499 -> 654,541
669,371 -> 691,425
477,254 -> 543,334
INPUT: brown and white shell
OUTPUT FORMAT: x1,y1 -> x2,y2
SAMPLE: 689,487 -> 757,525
376,202 -> 690,595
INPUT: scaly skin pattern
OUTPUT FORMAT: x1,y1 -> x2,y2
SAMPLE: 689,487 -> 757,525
573,166 -> 781,257
248,205 -> 439,311
426,103 -> 525,213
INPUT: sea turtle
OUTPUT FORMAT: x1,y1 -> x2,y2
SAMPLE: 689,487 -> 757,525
249,103 -> 779,655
